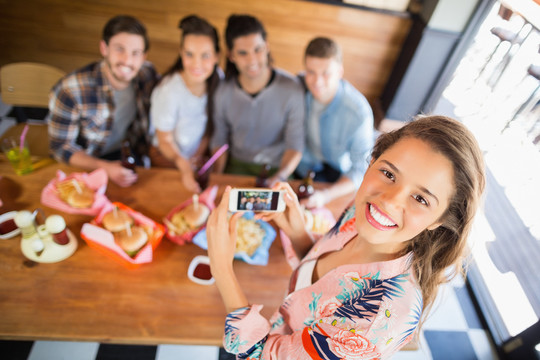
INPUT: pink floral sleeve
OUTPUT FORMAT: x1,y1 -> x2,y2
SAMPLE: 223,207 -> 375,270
223,276 -> 422,359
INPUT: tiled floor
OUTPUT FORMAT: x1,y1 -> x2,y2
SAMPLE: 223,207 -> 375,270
0,275 -> 498,360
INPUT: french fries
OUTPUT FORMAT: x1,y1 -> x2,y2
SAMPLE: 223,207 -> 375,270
235,217 -> 264,256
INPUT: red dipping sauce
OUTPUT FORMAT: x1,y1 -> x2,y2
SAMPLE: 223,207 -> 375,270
193,263 -> 212,281
0,218 -> 17,235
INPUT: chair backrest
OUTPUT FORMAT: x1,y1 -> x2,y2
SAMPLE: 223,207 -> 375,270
0,62 -> 66,108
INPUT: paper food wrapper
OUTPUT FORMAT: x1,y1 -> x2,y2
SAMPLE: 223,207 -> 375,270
164,185 -> 218,245
41,169 -> 109,216
193,212 -> 276,266
80,202 -> 164,269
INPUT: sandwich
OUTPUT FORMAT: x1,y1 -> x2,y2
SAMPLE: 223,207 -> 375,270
169,195 -> 210,234
101,207 -> 152,257
56,179 -> 94,208
102,208 -> 134,232
66,187 -> 94,208
113,225 -> 148,258
179,201 -> 210,229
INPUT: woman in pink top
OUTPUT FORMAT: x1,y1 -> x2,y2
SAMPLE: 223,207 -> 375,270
207,115 -> 486,359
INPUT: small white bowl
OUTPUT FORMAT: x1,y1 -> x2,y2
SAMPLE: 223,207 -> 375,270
187,255 -> 215,285
0,211 -> 22,240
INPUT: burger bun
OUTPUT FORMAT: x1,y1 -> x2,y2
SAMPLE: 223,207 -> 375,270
180,203 -> 210,229
67,188 -> 94,208
102,209 -> 134,232
114,226 -> 148,257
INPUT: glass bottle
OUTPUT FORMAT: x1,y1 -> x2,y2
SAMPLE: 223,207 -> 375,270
256,164 -> 272,187
121,140 -> 136,172
297,170 -> 315,199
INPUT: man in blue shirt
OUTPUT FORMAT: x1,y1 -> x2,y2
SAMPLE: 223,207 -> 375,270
297,37 -> 374,208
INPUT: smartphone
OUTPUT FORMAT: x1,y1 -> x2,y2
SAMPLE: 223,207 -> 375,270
229,188 -> 286,212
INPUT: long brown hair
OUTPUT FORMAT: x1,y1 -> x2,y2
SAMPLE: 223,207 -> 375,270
371,115 -> 485,317
160,15 -> 220,138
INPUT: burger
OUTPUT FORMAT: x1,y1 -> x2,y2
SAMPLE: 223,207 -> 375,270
56,179 -> 95,208
67,187 -> 94,208
170,199 -> 210,234
113,226 -> 148,257
102,208 -> 135,232
180,202 -> 210,229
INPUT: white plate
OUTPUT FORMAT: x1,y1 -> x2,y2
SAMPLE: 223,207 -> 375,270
0,211 -> 21,239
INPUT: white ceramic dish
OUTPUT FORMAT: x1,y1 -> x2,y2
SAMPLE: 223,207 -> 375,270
0,211 -> 21,240
20,229 -> 78,263
187,255 -> 214,285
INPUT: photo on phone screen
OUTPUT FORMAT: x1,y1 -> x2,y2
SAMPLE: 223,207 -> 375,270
229,189 -> 285,212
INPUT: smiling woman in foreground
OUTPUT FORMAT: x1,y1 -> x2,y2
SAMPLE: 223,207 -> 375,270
206,115 -> 486,359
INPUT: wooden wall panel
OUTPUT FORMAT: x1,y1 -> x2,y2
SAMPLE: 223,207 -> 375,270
0,0 -> 411,103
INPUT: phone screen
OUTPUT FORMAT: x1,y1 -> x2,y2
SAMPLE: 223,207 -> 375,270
236,190 -> 281,211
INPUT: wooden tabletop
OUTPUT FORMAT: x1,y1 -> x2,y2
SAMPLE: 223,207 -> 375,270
0,160 -> 353,345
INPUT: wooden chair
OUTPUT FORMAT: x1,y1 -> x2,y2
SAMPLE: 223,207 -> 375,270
0,62 -> 65,122
0,62 -> 65,157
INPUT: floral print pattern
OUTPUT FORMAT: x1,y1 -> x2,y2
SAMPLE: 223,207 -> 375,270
329,329 -> 381,359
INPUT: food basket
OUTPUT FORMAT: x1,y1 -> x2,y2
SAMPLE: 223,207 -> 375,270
80,201 -> 164,269
193,212 -> 276,266
41,169 -> 109,216
164,185 -> 218,245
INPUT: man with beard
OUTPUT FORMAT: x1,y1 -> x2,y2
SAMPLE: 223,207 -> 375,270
47,15 -> 158,187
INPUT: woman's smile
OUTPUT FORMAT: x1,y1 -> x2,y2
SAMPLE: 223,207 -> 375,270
366,203 -> 397,230
354,137 -> 455,255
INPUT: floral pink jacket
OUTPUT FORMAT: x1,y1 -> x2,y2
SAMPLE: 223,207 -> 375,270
224,206 -> 423,359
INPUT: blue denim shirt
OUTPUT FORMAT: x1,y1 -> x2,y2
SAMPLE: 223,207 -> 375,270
297,79 -> 374,187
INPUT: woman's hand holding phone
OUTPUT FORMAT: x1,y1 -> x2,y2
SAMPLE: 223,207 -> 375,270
206,186 -> 249,312
207,187 -> 241,270
257,182 -> 314,259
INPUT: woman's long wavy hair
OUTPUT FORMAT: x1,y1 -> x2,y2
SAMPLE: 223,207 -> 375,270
371,115 -> 485,319
160,15 -> 220,139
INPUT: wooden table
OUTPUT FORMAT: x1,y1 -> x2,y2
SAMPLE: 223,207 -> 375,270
0,160 -> 353,345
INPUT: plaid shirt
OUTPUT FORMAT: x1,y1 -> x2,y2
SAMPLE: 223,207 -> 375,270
47,60 -> 159,163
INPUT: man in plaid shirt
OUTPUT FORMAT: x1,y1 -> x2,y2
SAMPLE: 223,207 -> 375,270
47,15 -> 159,187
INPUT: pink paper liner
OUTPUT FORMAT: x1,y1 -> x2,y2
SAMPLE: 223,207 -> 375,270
164,185 -> 218,245
80,202 -> 165,269
41,169 -> 109,216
